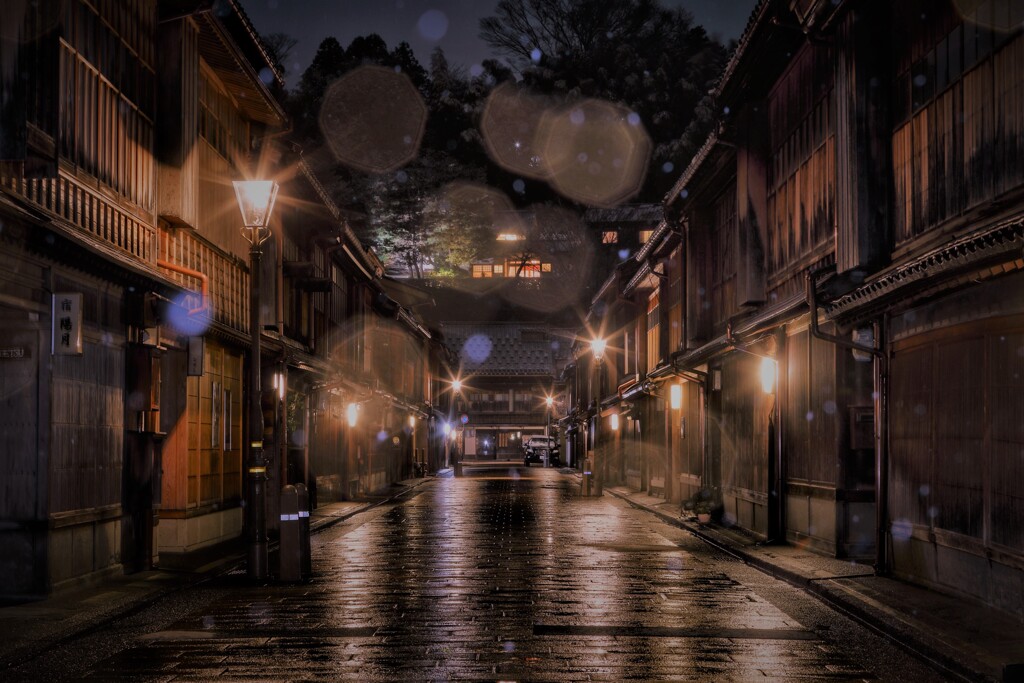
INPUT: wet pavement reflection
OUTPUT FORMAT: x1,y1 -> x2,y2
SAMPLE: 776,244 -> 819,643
71,467 -> 937,681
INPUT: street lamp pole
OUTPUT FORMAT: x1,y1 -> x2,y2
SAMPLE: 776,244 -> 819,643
545,395 -> 553,438
234,180 -> 279,581
590,338 -> 606,496
452,379 -> 463,476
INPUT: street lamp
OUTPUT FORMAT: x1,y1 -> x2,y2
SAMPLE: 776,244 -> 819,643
234,179 -> 279,581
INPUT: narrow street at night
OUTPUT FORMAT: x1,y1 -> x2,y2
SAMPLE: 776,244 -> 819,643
8,467 -> 942,682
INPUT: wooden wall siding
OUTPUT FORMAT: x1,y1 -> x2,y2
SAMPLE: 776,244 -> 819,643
889,344 -> 934,527
0,326 -> 41,520
647,397 -> 666,490
184,341 -> 242,508
934,338 -> 984,537
719,353 -> 769,495
159,228 -> 247,334
784,329 -> 839,485
989,329 -> 1024,550
890,320 -> 1024,555
711,185 -> 737,332
833,7 -> 891,274
994,36 -> 1024,200
646,291 -> 660,374
686,209 -> 712,346
76,0 -> 156,69
159,349 -> 188,512
766,42 -> 835,283
197,69 -> 249,174
195,142 -> 250,260
58,40 -> 154,212
156,17 -> 199,228
50,341 -> 124,514
892,24 -> 1024,245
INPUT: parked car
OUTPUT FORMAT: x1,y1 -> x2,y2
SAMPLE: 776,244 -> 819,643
522,435 -> 560,466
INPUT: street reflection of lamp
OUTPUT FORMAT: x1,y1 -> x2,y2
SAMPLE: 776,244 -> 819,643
610,413 -> 620,431
346,402 -> 359,428
451,378 -> 464,473
234,179 -> 279,581
590,337 -> 606,496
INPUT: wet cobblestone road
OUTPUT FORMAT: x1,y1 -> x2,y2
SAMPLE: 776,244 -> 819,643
16,467 -> 946,681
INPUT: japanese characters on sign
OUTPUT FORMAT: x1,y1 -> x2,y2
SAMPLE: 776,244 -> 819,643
52,293 -> 83,355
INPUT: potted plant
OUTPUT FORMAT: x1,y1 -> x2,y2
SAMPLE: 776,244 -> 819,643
693,499 -> 713,524
685,489 -> 714,524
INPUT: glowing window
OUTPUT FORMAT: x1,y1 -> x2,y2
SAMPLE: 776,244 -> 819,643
507,259 -> 542,278
639,229 -> 653,244
602,230 -> 619,244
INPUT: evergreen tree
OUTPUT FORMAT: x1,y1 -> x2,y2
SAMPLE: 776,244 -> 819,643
480,0 -> 729,198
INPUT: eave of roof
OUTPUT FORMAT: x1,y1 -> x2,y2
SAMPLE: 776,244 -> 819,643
826,217 -> 1024,319
196,10 -> 286,126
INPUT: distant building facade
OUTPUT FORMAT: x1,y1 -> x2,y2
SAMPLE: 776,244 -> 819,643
442,320 -> 571,458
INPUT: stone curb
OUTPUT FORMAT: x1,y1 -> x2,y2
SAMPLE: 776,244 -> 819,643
604,486 -> 997,683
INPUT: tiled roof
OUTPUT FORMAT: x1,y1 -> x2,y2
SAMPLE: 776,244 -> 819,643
584,204 -> 663,224
441,323 -> 571,376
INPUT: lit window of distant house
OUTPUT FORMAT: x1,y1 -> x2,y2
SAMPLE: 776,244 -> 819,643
496,233 -> 522,241
506,259 -> 542,277
542,263 -> 552,272
639,229 -> 653,244
472,264 -> 493,278
493,264 -> 504,275
602,230 -> 619,244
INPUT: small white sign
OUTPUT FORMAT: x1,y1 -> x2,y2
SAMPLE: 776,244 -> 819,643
52,293 -> 82,355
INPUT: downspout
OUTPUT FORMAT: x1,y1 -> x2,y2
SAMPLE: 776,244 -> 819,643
157,260 -> 209,317
806,269 -> 889,576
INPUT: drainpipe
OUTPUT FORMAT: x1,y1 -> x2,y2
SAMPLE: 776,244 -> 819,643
806,269 -> 889,576
157,260 -> 209,317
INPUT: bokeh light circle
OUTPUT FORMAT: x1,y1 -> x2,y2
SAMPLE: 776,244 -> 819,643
319,65 -> 428,174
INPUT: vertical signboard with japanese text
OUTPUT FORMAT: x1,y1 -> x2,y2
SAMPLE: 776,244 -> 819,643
52,293 -> 83,355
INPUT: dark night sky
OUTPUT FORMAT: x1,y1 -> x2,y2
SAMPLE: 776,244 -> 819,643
243,0 -> 756,87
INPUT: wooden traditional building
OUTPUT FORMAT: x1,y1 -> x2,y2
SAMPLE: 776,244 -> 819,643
0,0 -> 439,599
0,0 -> 174,596
617,0 -> 1024,617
